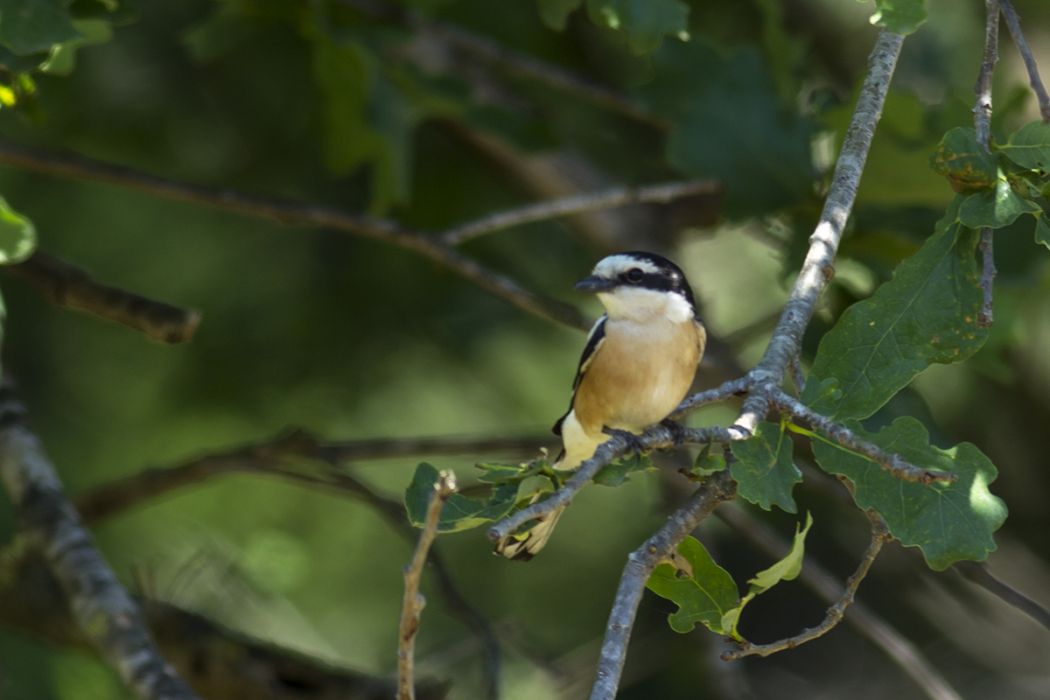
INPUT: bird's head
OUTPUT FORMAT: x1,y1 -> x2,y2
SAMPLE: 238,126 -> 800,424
575,251 -> 698,323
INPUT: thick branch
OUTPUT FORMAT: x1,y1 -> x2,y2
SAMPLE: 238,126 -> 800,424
588,470 -> 737,700
998,0 -> 1050,122
735,30 -> 903,432
399,471 -> 456,700
722,515 -> 891,660
770,388 -> 955,484
486,424 -> 742,544
0,140 -> 587,331
717,505 -> 962,700
442,180 -> 719,246
7,251 -> 201,343
0,382 -> 198,700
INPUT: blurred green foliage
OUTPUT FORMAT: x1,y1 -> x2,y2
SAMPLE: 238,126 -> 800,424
0,1 -> 1047,699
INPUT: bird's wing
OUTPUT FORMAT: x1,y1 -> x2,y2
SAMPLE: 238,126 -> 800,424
552,315 -> 607,436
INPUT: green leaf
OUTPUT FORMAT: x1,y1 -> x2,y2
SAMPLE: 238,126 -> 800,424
41,18 -> 111,75
593,452 -> 654,486
929,127 -> 997,193
537,0 -> 583,30
0,196 -> 35,264
687,443 -> 727,479
869,0 -> 927,35
721,513 -> 812,636
405,463 -> 519,533
1035,215 -> 1050,252
585,0 -> 688,54
803,198 -> 988,420
636,42 -> 813,216
811,417 -> 1007,570
730,421 -> 801,513
645,536 -> 740,635
0,0 -> 81,56
997,121 -> 1050,172
957,177 -> 1041,230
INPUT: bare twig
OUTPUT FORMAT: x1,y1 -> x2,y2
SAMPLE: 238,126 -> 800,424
399,471 -> 457,700
732,30 -> 903,435
977,229 -> 996,327
7,251 -> 201,343
998,0 -> 1050,122
722,515 -> 891,660
770,388 -> 955,484
442,180 -> 719,246
673,374 -> 756,415
0,140 -> 588,331
954,561 -> 1050,631
588,470 -> 737,700
975,1 -> 1000,327
717,505 -> 962,700
0,381 -> 198,700
486,424 -> 742,544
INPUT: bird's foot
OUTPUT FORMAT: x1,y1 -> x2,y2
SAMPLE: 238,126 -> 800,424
659,418 -> 688,445
602,426 -> 646,454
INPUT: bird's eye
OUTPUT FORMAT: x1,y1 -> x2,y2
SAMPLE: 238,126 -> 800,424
625,268 -> 644,284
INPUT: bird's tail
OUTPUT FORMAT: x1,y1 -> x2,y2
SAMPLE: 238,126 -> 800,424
493,504 -> 566,561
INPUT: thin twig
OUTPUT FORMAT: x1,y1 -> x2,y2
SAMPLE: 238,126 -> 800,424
399,471 -> 457,700
486,424 -> 742,544
998,0 -> 1050,122
732,30 -> 904,435
973,2 -> 1000,328
769,388 -> 955,484
442,180 -> 719,246
7,251 -> 201,343
716,505 -> 962,700
722,514 -> 891,660
588,470 -> 737,700
0,140 -> 588,331
0,380 -> 198,700
954,561 -> 1050,631
673,374 -> 756,415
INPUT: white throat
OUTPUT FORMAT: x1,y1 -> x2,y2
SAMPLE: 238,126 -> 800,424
597,287 -> 694,324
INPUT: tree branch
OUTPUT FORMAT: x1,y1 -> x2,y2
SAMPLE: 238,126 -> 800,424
733,30 -> 904,434
974,1 -> 1000,327
486,424 -> 743,545
0,380 -> 199,700
722,514 -> 891,660
399,471 -> 457,700
770,388 -> 955,484
673,374 -> 756,415
716,504 -> 962,700
954,561 -> 1050,631
7,250 -> 201,343
441,180 -> 719,246
997,0 -> 1050,122
588,469 -> 737,700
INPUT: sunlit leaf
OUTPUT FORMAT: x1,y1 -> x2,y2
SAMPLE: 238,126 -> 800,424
804,198 -> 987,420
646,536 -> 739,634
869,0 -> 927,35
730,421 -> 801,513
811,417 -> 1007,570
0,196 -> 36,264
997,121 -> 1050,172
930,127 -> 997,193
585,0 -> 688,54
957,178 -> 1040,230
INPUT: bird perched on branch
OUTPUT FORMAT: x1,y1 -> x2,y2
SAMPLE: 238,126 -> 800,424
496,251 -> 706,559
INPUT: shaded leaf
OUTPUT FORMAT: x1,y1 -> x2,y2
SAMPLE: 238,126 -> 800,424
730,421 -> 800,513
0,196 -> 35,264
41,18 -> 111,75
687,443 -> 727,479
1036,214 -> 1050,252
646,536 -> 739,634
870,0 -> 927,35
405,463 -> 518,533
594,451 -> 654,486
803,198 -> 987,420
585,0 -> 688,54
929,127 -> 997,192
0,0 -> 80,55
811,417 -> 1007,570
997,121 -> 1050,172
537,0 -> 582,30
957,178 -> 1040,230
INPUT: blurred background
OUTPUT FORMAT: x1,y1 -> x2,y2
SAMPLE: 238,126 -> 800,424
0,0 -> 1048,698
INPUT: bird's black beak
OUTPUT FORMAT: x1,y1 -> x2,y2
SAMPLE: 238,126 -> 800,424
575,275 -> 616,293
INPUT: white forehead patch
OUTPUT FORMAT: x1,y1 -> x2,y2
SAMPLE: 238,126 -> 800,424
592,254 -> 661,278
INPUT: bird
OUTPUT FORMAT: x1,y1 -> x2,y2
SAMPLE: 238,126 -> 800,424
496,251 -> 706,559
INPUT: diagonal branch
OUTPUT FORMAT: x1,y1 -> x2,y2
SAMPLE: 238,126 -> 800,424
997,0 -> 1050,122
0,379 -> 199,700
7,250 -> 201,343
721,514 -> 891,660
